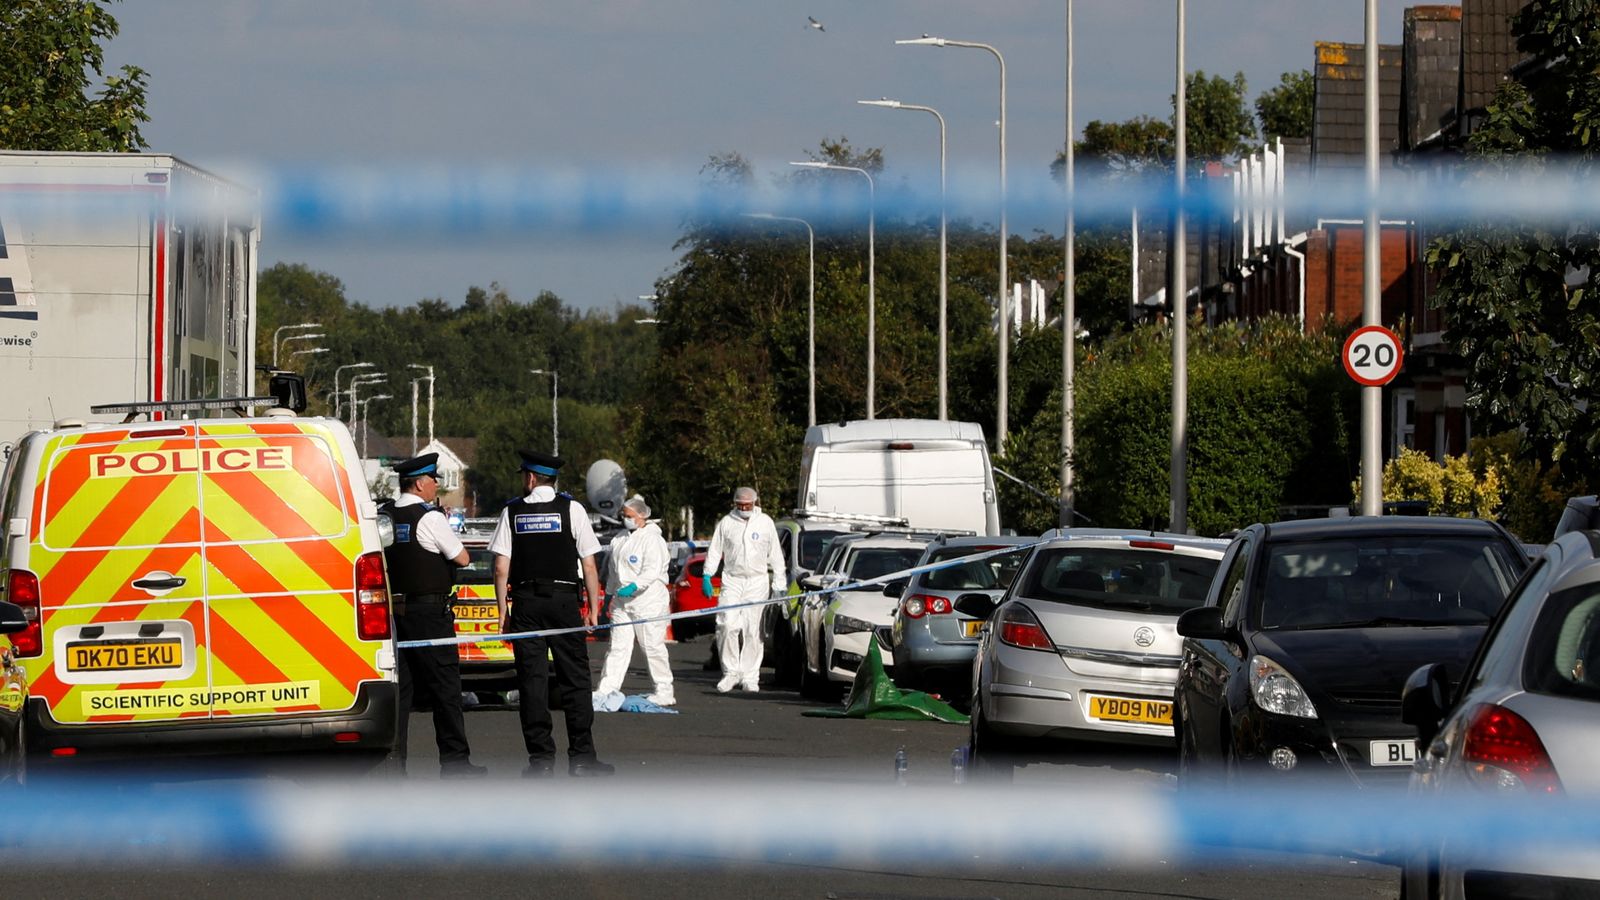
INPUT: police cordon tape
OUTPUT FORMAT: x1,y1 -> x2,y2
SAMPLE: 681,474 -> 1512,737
395,539 -> 1052,650
8,778 -> 1600,871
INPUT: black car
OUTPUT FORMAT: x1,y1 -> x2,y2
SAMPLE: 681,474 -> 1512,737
1174,516 -> 1528,789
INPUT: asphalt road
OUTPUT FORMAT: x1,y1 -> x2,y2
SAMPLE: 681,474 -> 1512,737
9,635 -> 1401,898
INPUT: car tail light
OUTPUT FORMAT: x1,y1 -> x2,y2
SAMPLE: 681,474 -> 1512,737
998,604 -> 1053,651
334,731 -> 361,744
1461,703 -> 1563,795
902,594 -> 953,618
5,569 -> 42,658
355,552 -> 392,641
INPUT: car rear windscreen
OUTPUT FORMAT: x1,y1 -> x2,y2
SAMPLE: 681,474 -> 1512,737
920,546 -> 1028,592
1018,546 -> 1220,613
847,548 -> 924,582
1257,536 -> 1523,630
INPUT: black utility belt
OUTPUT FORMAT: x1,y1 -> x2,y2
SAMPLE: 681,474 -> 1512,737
393,592 -> 451,605
514,578 -> 579,590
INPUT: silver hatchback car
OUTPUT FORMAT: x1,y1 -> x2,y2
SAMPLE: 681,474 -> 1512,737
1400,529 -> 1600,897
963,530 -> 1227,767
889,535 -> 1034,705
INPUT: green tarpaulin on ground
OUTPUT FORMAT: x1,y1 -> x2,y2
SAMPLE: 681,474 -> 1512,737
802,642 -> 970,724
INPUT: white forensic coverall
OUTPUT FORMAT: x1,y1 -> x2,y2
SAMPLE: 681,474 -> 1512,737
705,507 -> 786,688
597,521 -> 673,701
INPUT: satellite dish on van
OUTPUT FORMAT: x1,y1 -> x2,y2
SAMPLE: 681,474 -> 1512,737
586,459 -> 627,516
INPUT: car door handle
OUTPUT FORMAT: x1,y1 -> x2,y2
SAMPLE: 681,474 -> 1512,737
132,574 -> 186,592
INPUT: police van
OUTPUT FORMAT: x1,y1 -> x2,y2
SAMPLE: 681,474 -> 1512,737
0,392 -> 398,765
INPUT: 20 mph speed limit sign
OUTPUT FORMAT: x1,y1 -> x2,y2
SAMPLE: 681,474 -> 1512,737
1342,325 -> 1404,386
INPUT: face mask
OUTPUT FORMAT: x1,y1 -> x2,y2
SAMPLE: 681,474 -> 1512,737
735,508 -> 753,520
624,517 -> 640,531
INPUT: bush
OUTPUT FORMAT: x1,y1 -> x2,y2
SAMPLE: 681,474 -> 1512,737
1356,447 -> 1502,520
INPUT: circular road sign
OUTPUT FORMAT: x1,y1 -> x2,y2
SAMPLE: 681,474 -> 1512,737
1342,325 -> 1404,387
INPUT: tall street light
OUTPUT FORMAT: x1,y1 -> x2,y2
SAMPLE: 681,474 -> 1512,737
333,362 -> 374,419
896,34 -> 1007,443
858,97 -> 948,420
790,160 -> 876,420
407,363 -> 435,455
1171,0 -> 1189,532
744,213 -> 816,426
348,372 -> 387,428
529,368 -> 559,456
356,394 -> 392,459
1062,1 -> 1077,528
271,322 -> 321,367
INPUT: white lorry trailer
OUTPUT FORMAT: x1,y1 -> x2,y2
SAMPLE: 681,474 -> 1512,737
0,152 -> 259,456
796,418 -> 1001,536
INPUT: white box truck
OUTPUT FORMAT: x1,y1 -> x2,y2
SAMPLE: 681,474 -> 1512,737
0,151 -> 259,457
796,418 -> 1001,536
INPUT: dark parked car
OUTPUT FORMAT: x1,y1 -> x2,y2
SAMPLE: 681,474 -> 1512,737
1174,516 -> 1528,789
1401,530 -> 1600,897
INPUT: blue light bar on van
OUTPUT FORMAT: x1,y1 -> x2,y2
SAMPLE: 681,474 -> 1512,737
89,398 -> 280,422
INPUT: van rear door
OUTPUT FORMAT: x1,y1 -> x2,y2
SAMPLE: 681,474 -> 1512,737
31,426 -> 212,726
195,422 -> 383,719
892,445 -> 990,533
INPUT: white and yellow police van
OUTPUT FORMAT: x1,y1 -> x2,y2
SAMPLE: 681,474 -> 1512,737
0,392 -> 398,766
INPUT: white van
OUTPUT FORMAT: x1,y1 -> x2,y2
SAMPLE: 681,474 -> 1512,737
796,419 -> 1000,536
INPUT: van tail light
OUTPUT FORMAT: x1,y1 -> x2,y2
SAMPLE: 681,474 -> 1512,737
6,569 -> 42,658
355,552 -> 392,641
1461,703 -> 1563,795
998,603 -> 1054,651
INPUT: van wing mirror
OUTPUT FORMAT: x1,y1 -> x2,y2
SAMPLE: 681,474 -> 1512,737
376,511 -> 396,548
953,592 -> 997,620
1176,606 -> 1228,640
268,371 -> 308,413
1401,663 -> 1451,747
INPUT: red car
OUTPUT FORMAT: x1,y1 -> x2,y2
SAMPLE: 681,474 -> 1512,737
669,552 -> 720,640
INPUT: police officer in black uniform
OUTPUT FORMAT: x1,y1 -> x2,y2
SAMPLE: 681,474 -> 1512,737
491,450 -> 614,778
385,453 -> 487,778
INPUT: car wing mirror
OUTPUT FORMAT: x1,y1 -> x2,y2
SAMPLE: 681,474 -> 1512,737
953,592 -> 997,620
1176,606 -> 1228,641
882,579 -> 908,598
1401,662 -> 1451,747
0,600 -> 26,634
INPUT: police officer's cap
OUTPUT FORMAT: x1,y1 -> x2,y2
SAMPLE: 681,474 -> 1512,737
518,449 -> 565,477
393,452 -> 440,479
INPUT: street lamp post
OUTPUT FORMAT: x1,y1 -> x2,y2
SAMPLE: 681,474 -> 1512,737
1172,0 -> 1189,532
333,362 -> 374,419
790,160 -> 875,420
271,322 -> 321,367
275,333 -> 325,369
356,394 -> 392,459
858,98 -> 948,420
896,35 -> 1007,443
744,213 -> 816,426
1063,0 -> 1077,527
348,373 -> 387,429
529,369 -> 559,456
407,363 -> 435,455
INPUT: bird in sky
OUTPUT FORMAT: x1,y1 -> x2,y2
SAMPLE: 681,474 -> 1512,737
807,16 -> 825,32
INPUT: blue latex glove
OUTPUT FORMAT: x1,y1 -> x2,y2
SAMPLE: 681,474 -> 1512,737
616,582 -> 639,599
702,575 -> 714,597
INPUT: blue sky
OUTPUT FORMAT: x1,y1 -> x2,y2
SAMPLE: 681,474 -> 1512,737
106,1 -> 1404,312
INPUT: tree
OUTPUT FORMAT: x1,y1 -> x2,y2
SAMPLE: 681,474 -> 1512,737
1425,0 -> 1600,488
1054,116 -> 1174,179
1255,70 -> 1314,141
1183,70 -> 1256,162
0,0 -> 148,152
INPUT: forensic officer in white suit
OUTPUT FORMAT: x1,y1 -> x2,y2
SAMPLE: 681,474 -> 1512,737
701,486 -> 786,692
596,494 -> 674,705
